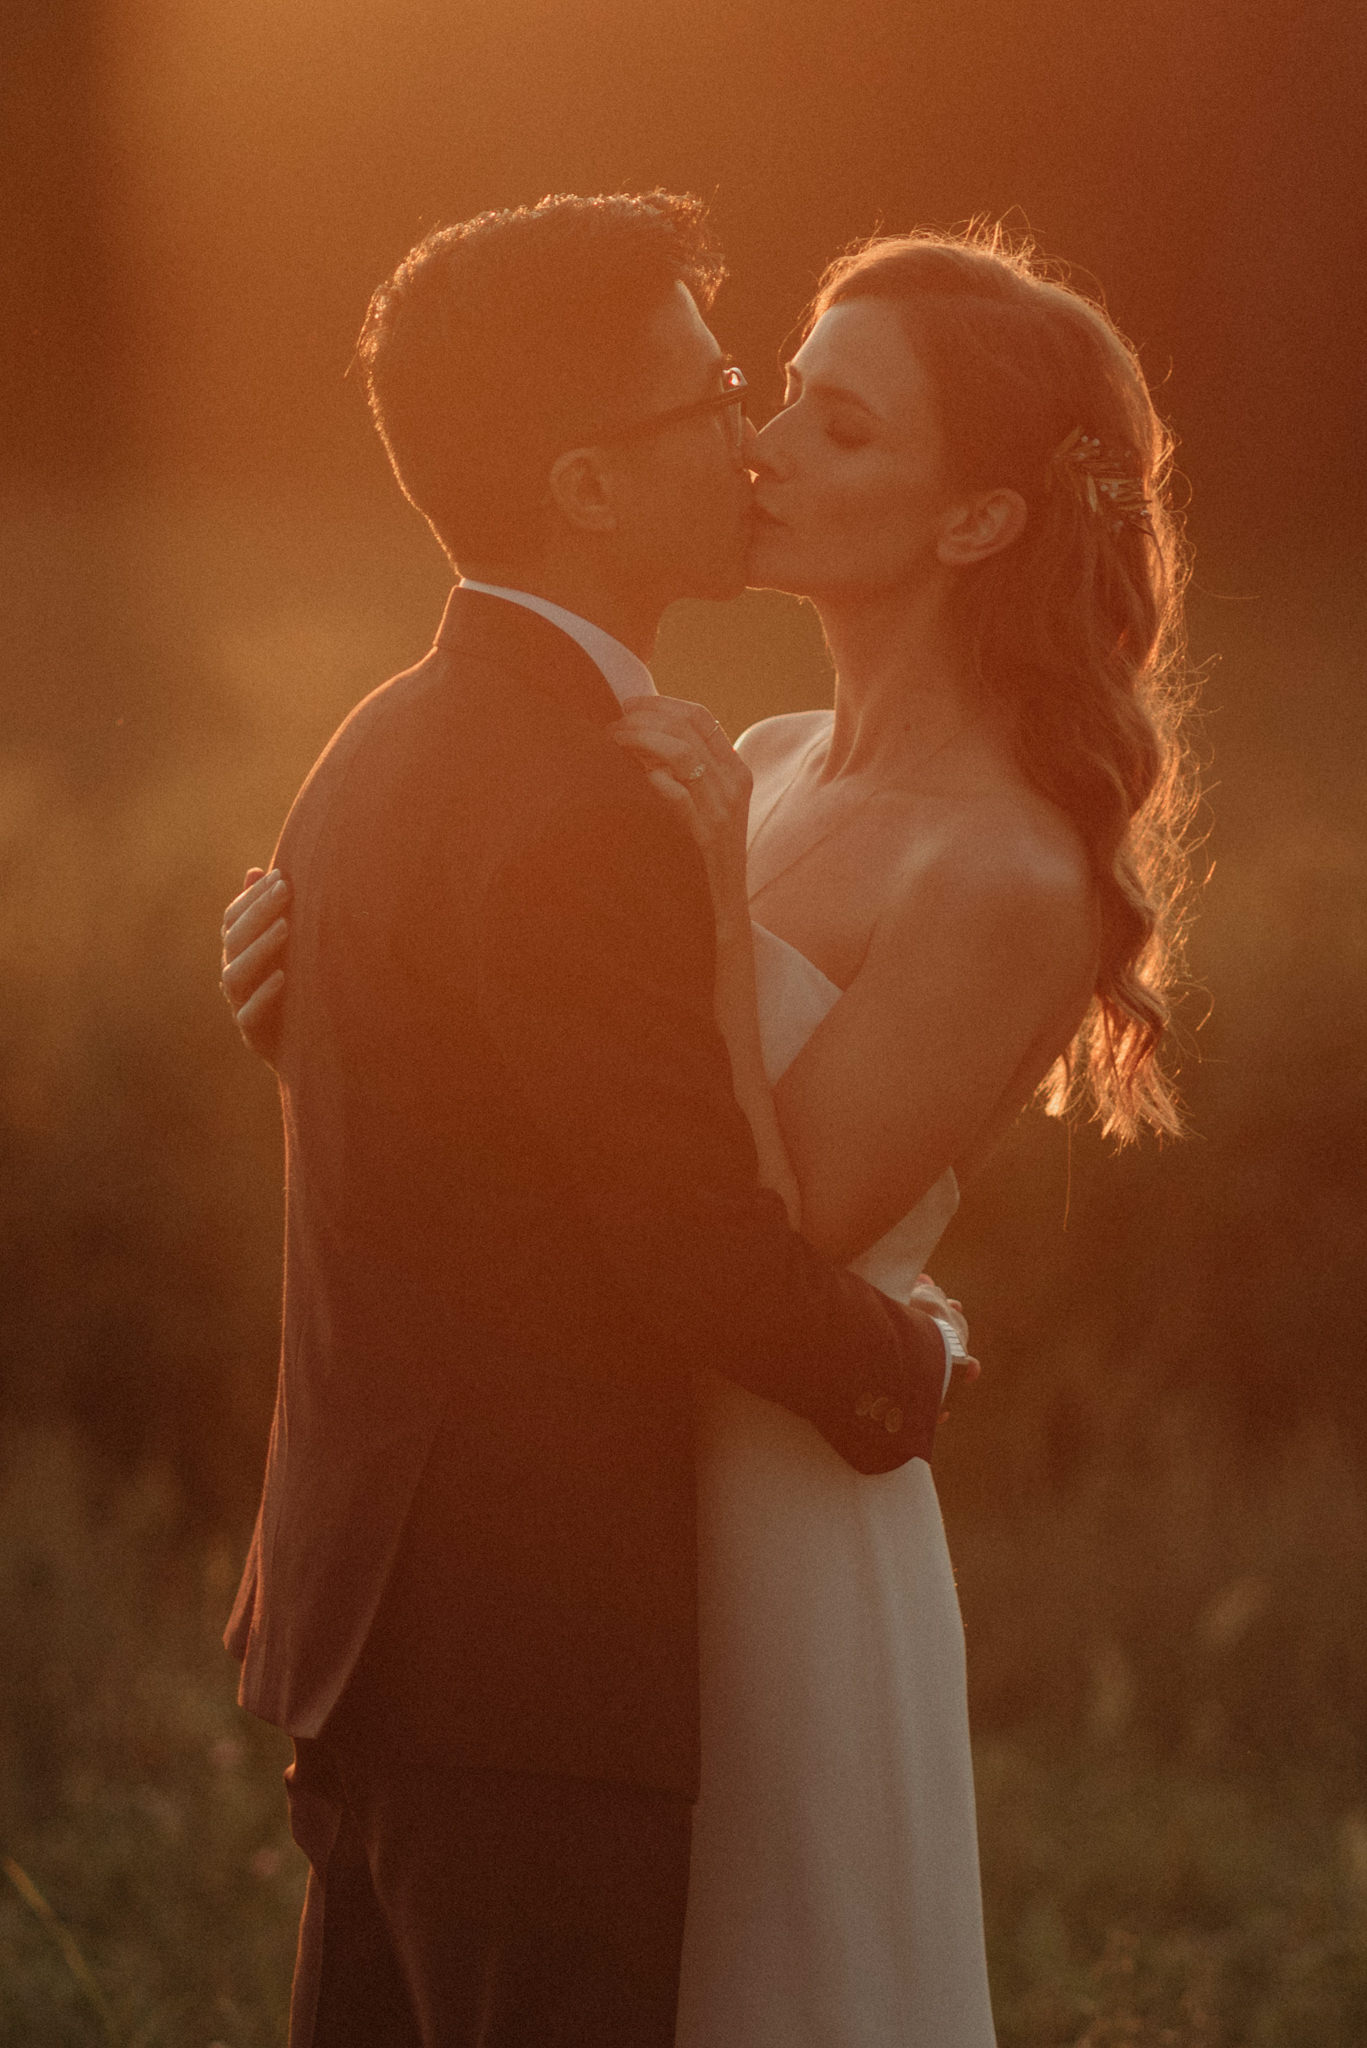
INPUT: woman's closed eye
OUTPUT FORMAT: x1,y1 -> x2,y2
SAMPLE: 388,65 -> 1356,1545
770,390 -> 870,449
824,416 -> 872,450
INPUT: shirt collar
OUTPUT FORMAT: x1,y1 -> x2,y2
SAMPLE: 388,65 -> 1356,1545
457,580 -> 657,709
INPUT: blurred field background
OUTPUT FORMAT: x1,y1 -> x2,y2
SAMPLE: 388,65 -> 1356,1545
3,1 -> 1365,2041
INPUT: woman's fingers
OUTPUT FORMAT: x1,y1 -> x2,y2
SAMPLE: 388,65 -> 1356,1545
221,917 -> 289,1011
611,724 -> 750,811
613,725 -> 714,784
616,694 -> 727,739
611,706 -> 752,902
643,766 -> 722,856
222,866 -> 284,934
644,766 -> 693,807
613,699 -> 739,774
618,743 -> 748,851
222,873 -> 290,965
234,970 -> 286,1057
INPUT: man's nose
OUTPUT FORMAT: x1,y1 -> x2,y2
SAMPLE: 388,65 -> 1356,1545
746,419 -> 780,479
746,413 -> 784,478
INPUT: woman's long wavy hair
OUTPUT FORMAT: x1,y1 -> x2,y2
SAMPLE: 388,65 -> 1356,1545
810,225 -> 1198,1140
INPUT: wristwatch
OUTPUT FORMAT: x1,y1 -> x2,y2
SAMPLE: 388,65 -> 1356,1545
928,1314 -> 968,1402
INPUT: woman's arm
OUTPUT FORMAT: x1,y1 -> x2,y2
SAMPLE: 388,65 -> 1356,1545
218,737 -> 1094,1279
610,700 -> 802,1229
772,814 -> 1099,1265
609,703 -> 1095,1260
706,878 -> 804,1231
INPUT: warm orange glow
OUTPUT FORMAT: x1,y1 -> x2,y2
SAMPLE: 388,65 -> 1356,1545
2,0 -> 1363,2032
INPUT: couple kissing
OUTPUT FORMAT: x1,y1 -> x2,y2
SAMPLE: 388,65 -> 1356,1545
220,189 -> 1192,2047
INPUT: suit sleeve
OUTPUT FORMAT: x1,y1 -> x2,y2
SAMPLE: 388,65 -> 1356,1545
476,787 -> 947,1474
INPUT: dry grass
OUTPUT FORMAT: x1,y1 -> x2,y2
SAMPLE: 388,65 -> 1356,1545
1,1429 -> 1365,2047
0,1437 -> 300,2048
979,1738 -> 1367,2046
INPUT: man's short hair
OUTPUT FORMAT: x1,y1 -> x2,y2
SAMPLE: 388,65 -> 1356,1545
356,191 -> 727,563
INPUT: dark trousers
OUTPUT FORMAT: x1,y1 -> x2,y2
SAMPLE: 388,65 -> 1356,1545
284,1726 -> 693,2047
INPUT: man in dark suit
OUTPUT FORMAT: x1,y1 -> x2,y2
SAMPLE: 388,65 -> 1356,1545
223,190 -> 960,2047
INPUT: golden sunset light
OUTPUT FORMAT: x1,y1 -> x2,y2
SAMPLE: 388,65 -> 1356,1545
2,0 -> 1363,2039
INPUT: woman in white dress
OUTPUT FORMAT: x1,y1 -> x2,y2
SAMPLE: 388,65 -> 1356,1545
222,229 -> 1192,2046
606,229 -> 1192,2048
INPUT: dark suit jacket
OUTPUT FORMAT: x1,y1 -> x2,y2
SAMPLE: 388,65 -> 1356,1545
226,587 -> 948,1798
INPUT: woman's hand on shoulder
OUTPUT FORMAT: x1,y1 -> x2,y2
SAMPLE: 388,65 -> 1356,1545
221,867 -> 290,1064
609,697 -> 752,932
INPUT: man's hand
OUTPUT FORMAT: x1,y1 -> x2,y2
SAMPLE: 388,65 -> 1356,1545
904,1272 -> 980,1408
220,867 -> 291,1063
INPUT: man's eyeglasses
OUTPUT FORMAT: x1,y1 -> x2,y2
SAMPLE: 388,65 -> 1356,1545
596,365 -> 749,459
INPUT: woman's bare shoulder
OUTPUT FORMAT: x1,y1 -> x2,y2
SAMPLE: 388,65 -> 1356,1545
878,783 -> 1098,976
937,783 -> 1092,898
734,707 -> 833,772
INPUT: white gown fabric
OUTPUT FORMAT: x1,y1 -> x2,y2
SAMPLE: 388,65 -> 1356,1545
675,923 -> 997,2048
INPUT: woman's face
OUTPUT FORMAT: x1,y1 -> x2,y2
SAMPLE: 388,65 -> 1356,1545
746,298 -> 958,600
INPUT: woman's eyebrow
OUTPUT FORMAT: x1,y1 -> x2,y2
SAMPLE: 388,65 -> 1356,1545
782,362 -> 881,418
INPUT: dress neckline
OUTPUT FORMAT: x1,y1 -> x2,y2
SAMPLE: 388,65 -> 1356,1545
746,713 -> 834,846
750,920 -> 845,1001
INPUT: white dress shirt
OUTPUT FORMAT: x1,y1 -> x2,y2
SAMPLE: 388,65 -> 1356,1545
457,579 -> 657,709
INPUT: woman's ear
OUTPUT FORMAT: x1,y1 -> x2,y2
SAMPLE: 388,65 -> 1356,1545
547,447 -> 618,534
936,487 -> 1027,567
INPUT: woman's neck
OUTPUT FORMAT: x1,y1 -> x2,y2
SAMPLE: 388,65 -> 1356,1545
814,581 -> 981,783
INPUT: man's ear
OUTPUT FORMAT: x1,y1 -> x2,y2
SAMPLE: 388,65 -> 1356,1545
936,487 -> 1027,568
547,447 -> 618,534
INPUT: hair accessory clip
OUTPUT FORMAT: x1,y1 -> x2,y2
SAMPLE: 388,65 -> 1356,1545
1050,427 -> 1153,536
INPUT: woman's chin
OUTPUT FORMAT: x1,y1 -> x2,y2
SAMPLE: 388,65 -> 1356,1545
743,527 -> 808,595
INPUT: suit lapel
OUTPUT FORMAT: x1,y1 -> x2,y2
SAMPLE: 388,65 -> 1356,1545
434,587 -> 626,729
